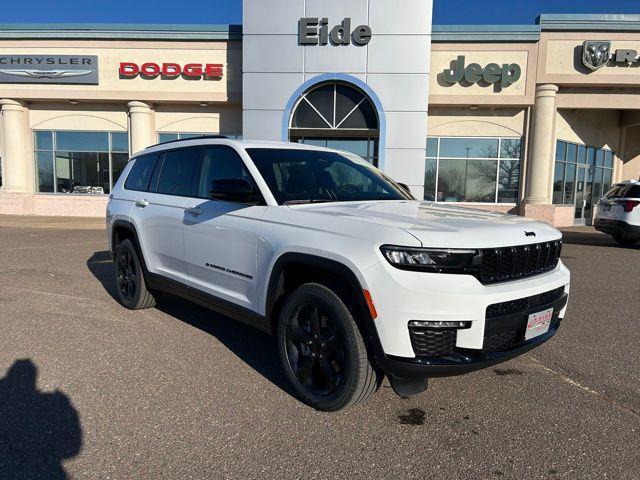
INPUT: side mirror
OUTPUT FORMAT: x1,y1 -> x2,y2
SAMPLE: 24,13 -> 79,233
396,182 -> 414,198
210,178 -> 256,203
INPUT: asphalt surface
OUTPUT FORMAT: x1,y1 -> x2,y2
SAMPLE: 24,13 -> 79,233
0,216 -> 638,479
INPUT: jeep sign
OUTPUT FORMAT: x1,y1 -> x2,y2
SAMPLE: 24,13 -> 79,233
442,56 -> 521,89
298,18 -> 372,46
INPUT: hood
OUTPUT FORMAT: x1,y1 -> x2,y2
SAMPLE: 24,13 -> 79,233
288,200 -> 561,248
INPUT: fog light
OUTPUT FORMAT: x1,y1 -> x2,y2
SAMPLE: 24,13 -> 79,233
409,320 -> 472,329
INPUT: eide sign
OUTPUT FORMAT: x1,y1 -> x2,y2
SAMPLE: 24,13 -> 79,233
298,18 -> 372,46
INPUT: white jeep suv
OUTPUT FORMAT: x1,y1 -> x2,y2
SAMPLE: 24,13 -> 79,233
106,137 -> 570,411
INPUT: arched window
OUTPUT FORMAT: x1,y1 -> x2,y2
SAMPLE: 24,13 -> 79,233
289,82 -> 380,165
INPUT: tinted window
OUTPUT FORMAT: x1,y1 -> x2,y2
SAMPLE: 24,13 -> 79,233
56,131 -> 109,152
246,148 -> 410,204
124,154 -> 159,191
197,147 -> 253,199
439,138 -> 499,158
156,148 -> 201,197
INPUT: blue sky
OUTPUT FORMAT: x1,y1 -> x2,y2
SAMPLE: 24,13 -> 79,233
0,0 -> 638,25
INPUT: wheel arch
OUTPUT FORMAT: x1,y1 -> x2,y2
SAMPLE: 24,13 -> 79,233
111,220 -> 150,274
265,252 -> 385,364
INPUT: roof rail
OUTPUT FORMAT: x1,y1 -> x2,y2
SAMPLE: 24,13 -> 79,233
146,134 -> 230,149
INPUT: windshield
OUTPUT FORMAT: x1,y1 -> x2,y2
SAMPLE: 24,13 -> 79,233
246,148 -> 413,205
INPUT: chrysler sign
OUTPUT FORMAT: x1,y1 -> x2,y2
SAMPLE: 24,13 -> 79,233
0,55 -> 99,84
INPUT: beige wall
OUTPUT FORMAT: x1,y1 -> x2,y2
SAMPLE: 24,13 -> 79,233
621,125 -> 640,181
155,104 -> 242,137
0,39 -> 242,103
555,109 -> 621,151
539,31 -> 640,86
428,107 -> 526,137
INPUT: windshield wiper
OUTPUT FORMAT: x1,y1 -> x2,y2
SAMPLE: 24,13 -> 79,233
283,199 -> 334,205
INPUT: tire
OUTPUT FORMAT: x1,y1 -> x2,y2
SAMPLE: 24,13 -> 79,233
114,239 -> 156,310
276,283 -> 381,411
613,235 -> 638,246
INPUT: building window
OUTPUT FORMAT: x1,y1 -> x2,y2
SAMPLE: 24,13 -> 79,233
552,140 -> 614,205
158,132 -> 242,143
288,81 -> 380,166
34,130 -> 128,194
424,136 -> 522,203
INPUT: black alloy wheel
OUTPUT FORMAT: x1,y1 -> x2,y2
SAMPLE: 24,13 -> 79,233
285,302 -> 347,396
117,247 -> 138,300
277,283 -> 381,411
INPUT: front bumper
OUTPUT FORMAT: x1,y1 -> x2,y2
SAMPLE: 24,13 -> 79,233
594,218 -> 640,238
379,293 -> 567,379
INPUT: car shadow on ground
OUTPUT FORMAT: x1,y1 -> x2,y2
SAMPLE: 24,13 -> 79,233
560,228 -> 640,250
0,359 -> 83,480
86,251 -> 292,396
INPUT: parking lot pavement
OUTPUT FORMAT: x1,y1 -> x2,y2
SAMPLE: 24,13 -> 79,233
0,218 -> 638,480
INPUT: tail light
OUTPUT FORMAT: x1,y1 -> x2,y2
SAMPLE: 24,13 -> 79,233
616,200 -> 640,212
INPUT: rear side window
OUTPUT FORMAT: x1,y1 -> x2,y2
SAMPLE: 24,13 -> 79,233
124,153 -> 159,191
605,185 -> 624,198
197,146 -> 254,198
156,148 -> 201,197
629,186 -> 640,198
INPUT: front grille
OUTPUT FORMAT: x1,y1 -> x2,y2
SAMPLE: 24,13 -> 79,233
479,240 -> 562,284
409,328 -> 456,357
486,286 -> 566,319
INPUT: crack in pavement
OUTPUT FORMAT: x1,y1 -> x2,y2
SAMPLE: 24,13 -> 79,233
526,355 -> 640,419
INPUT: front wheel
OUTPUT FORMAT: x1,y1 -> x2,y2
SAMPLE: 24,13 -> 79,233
613,234 -> 638,247
276,283 -> 381,411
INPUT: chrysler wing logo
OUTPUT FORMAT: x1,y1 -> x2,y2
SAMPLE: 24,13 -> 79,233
582,41 -> 611,71
0,69 -> 94,79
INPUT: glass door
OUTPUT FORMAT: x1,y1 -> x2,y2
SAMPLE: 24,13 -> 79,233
574,165 -> 594,225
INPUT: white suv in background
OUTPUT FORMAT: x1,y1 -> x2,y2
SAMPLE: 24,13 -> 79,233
106,137 -> 571,411
595,180 -> 640,246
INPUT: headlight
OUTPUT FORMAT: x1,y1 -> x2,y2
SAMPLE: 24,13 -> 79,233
380,245 -> 478,272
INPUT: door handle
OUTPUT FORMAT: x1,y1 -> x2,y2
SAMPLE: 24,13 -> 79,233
135,199 -> 149,208
186,207 -> 204,216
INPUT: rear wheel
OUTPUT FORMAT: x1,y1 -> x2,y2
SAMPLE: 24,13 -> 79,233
276,283 -> 381,411
114,239 -> 156,310
613,235 -> 638,246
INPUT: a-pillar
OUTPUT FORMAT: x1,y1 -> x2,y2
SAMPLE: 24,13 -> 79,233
127,101 -> 154,154
0,99 -> 30,193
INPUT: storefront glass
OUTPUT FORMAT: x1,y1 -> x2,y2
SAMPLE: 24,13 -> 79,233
34,130 -> 128,194
424,136 -> 521,203
552,140 -> 614,206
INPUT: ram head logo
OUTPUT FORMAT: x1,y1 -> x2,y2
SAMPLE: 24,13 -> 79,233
582,41 -> 611,71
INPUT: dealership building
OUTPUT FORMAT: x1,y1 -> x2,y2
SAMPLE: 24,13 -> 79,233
1,3 -> 639,226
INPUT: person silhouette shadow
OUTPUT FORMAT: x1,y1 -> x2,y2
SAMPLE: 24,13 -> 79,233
0,359 -> 82,480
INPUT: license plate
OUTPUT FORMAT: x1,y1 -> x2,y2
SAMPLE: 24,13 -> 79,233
525,308 -> 553,340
